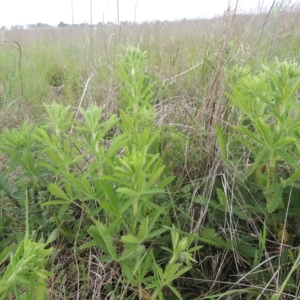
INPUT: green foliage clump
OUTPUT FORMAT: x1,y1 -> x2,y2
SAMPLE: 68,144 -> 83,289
0,47 -> 202,299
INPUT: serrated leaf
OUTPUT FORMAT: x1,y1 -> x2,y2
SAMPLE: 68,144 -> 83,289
46,229 -> 58,245
167,284 -> 183,300
79,240 -> 98,250
64,175 -> 95,199
276,149 -> 299,168
107,134 -> 129,158
119,261 -> 134,281
273,137 -> 295,150
234,126 -> 267,147
284,168 -> 300,186
144,166 -> 165,190
47,183 -> 71,202
0,244 -> 15,265
138,217 -> 149,240
255,118 -> 273,148
264,182 -> 283,194
93,220 -> 118,260
243,148 -> 268,180
193,196 -> 210,205
146,228 -> 167,240
121,234 -> 141,244
118,245 -> 145,261
199,228 -> 230,249
139,249 -> 153,279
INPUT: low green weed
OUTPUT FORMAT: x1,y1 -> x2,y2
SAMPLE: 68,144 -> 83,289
0,193 -> 55,300
0,46 -> 201,299
220,59 -> 300,216
216,58 -> 300,298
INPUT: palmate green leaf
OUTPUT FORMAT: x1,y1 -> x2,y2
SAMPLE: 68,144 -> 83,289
113,166 -> 132,178
226,89 -> 249,115
233,126 -> 267,148
118,245 -> 145,261
79,240 -> 98,250
263,182 -> 283,194
138,249 -> 153,280
165,263 -> 191,283
43,148 -> 69,170
107,133 -> 129,158
231,206 -> 248,219
119,109 -> 133,134
102,175 -> 127,186
236,241 -> 257,259
141,188 -> 165,195
200,228 -> 232,249
284,168 -> 300,186
13,149 -> 36,174
47,183 -> 71,202
93,220 -> 118,260
0,244 -> 15,265
0,171 -> 20,200
119,261 -> 134,282
143,153 -> 160,174
86,225 -> 109,252
63,174 -> 95,199
59,226 -> 75,238
156,175 -> 175,189
116,187 -> 139,196
254,118 -> 273,148
145,228 -> 168,240
99,201 -> 116,214
144,166 -> 166,191
170,224 -> 180,250
289,115 -> 300,130
243,148 -> 269,180
138,217 -> 149,240
147,207 -> 167,230
286,78 -> 300,103
121,234 -> 141,244
33,128 -> 56,149
147,129 -> 160,148
272,137 -> 295,150
167,284 -> 184,300
99,180 -> 121,217
137,171 -> 146,193
45,228 -> 58,245
267,185 -> 283,213
120,197 -> 135,215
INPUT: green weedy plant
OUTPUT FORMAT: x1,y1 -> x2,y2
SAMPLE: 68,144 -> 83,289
216,59 -> 300,297
0,193 -> 55,300
80,47 -> 200,298
219,59 -> 300,216
0,46 -> 201,298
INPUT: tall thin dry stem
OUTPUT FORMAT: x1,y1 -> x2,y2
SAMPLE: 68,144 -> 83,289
195,1 -> 234,202
89,0 -> 94,71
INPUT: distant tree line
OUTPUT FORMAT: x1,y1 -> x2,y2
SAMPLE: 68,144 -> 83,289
0,19 -> 194,31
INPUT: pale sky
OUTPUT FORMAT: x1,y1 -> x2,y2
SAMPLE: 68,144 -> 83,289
0,0 -> 297,27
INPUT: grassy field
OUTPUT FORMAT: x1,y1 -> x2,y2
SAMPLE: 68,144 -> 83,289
1,2 -> 300,299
